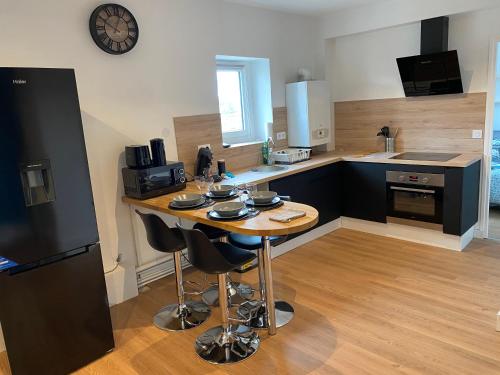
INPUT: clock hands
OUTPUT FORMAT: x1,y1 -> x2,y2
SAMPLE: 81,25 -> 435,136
98,16 -> 121,35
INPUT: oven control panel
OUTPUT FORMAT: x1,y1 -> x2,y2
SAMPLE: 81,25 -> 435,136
386,171 -> 445,187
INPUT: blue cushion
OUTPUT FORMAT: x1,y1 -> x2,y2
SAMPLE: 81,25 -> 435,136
228,233 -> 287,250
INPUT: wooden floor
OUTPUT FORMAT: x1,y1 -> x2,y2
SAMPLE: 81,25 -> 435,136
2,228 -> 500,374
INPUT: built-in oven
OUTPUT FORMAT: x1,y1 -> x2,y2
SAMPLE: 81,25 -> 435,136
386,171 -> 444,231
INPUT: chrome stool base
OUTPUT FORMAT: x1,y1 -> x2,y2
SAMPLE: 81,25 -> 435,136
154,300 -> 211,331
195,324 -> 260,364
239,300 -> 294,329
202,282 -> 254,307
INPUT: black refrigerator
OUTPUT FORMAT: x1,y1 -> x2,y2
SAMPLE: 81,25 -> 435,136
0,68 -> 114,375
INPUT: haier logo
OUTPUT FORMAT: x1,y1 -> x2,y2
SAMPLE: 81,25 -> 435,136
12,79 -> 27,85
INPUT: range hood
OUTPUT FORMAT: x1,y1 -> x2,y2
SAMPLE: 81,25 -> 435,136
396,17 -> 463,97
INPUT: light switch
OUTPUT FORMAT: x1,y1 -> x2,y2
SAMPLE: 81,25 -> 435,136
472,130 -> 483,139
276,132 -> 287,141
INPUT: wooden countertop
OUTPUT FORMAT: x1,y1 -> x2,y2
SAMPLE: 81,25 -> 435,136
122,186 -> 319,236
227,151 -> 483,186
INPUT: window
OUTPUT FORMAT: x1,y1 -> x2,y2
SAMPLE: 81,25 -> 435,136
216,62 -> 252,144
216,56 -> 273,146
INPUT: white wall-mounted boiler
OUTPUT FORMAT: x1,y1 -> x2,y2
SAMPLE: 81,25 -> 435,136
286,80 -> 331,148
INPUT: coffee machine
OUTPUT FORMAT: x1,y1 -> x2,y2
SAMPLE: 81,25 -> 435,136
195,147 -> 213,177
122,139 -> 186,200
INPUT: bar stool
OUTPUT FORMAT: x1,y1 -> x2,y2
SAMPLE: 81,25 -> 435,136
136,211 -> 211,331
193,223 -> 254,306
177,224 -> 260,364
227,196 -> 293,330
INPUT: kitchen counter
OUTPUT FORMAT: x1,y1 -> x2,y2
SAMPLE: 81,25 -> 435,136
227,151 -> 482,186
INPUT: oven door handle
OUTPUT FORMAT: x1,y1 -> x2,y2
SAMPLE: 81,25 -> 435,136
390,186 -> 436,194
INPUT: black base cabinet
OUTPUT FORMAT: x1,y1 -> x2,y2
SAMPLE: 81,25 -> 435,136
268,159 -> 481,239
341,162 -> 387,223
269,163 -> 341,234
444,161 -> 481,236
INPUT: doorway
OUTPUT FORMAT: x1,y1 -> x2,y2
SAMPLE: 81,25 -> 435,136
487,40 -> 500,240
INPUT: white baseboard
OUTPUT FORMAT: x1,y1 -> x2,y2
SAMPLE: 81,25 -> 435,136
341,217 -> 475,251
272,219 -> 341,258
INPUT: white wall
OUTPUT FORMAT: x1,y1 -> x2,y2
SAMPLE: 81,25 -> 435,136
0,0 -> 320,303
326,6 -> 500,102
320,0 -> 500,39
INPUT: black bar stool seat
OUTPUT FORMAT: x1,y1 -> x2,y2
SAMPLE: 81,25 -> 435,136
213,242 -> 256,267
228,233 -> 287,250
136,211 -> 210,331
193,223 -> 229,240
177,224 -> 260,365
193,224 -> 254,306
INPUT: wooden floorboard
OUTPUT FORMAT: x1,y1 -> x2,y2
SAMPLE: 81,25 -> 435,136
2,229 -> 500,374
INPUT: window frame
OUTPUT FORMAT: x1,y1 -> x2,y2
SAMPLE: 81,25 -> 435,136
216,61 -> 255,145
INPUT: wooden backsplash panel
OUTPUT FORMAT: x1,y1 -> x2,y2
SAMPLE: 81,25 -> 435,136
174,107 -> 288,175
335,93 -> 487,153
272,107 -> 288,150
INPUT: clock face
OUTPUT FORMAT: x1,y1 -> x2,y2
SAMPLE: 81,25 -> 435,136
89,4 -> 139,55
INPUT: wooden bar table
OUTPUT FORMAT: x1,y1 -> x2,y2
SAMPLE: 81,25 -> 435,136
123,185 -> 318,336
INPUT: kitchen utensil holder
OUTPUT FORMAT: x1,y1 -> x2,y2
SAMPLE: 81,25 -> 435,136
385,138 -> 395,153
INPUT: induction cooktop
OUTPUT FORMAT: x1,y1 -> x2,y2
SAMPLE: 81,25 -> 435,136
390,152 -> 461,162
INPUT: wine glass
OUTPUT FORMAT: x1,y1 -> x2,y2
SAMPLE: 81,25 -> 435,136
204,176 -> 214,194
246,183 -> 258,202
194,176 -> 204,194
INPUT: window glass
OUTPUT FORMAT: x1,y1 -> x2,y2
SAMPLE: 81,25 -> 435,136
216,69 -> 244,133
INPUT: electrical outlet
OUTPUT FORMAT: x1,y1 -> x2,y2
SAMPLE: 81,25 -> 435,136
276,132 -> 287,141
472,130 -> 483,139
197,144 -> 211,151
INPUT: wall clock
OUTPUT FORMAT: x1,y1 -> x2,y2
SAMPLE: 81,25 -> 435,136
89,4 -> 139,55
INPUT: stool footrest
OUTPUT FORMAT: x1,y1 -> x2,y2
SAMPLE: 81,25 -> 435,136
183,280 -> 204,296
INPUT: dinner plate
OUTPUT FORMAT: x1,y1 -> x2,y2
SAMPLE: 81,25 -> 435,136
209,185 -> 237,197
173,193 -> 205,207
208,207 -> 249,220
205,190 -> 238,199
250,191 -> 278,204
169,199 -> 208,210
245,196 -> 281,207
213,202 -> 246,217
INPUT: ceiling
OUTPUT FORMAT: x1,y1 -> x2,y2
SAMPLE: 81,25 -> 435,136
223,0 -> 388,15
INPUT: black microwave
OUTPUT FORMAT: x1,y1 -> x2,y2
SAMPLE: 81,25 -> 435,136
122,161 -> 186,200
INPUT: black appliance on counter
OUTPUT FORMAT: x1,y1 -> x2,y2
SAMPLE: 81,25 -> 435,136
396,17 -> 464,97
150,138 -> 167,167
125,145 -> 153,169
0,68 -> 114,375
122,139 -> 186,199
195,146 -> 213,177
386,170 -> 444,230
122,162 -> 186,199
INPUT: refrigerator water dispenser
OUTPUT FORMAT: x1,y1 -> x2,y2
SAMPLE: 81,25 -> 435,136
20,160 -> 55,207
